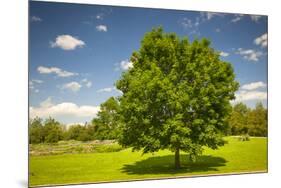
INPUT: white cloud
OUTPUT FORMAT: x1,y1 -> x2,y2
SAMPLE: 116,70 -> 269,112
29,79 -> 43,88
96,25 -> 107,32
180,12 -> 223,35
241,81 -> 266,90
117,60 -> 133,71
220,51 -> 229,57
96,13 -> 104,20
37,66 -> 78,77
179,17 -> 201,35
215,28 -> 221,32
50,35 -> 85,50
97,87 -> 114,93
254,33 -> 268,48
86,82 -> 92,88
31,16 -> 42,22
32,79 -> 43,84
97,87 -> 122,94
250,15 -> 262,22
62,82 -> 82,92
29,79 -> 43,91
234,90 -> 267,102
67,122 -> 85,127
236,48 -> 263,62
81,78 -> 92,88
180,18 -> 193,29
40,97 -> 53,108
231,14 -> 244,23
201,12 -> 224,20
30,97 -> 100,119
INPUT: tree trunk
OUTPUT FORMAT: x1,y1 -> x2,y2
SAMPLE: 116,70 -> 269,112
175,148 -> 180,169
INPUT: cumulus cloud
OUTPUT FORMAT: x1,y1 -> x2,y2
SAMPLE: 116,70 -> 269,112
31,16 -> 42,22
234,90 -> 267,102
62,82 -> 82,92
50,35 -> 85,50
37,66 -> 78,77
241,81 -> 266,90
30,97 -> 100,119
96,25 -> 107,32
232,81 -> 267,104
236,48 -> 263,62
220,51 -> 229,57
254,33 -> 268,48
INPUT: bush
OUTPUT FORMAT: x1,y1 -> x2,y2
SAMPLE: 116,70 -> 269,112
93,143 -> 123,153
239,134 -> 250,141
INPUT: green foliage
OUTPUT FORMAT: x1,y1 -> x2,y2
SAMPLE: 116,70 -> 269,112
65,124 -> 93,141
93,143 -> 123,153
246,102 -> 267,136
43,117 -> 64,143
228,102 -> 267,136
116,27 -> 239,168
29,117 -> 44,144
92,97 -> 121,140
29,140 -> 124,156
228,103 -> 249,135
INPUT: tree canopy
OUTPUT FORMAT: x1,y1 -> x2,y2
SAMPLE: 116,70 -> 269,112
116,27 -> 239,168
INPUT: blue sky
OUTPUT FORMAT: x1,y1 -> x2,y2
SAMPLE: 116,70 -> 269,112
29,1 -> 268,124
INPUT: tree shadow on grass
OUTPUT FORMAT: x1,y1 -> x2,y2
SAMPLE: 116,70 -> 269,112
121,155 -> 227,175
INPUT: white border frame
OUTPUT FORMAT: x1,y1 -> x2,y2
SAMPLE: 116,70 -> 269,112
1,0 -> 280,188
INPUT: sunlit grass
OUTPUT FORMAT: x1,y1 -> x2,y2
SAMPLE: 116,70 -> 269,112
29,137 -> 267,187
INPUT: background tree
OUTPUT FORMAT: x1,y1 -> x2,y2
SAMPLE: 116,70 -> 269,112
246,102 -> 267,136
228,103 -> 249,135
29,117 -> 44,144
116,28 -> 239,169
43,117 -> 63,143
92,97 -> 121,140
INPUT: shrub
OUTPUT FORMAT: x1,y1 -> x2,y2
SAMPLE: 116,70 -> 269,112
239,134 -> 250,141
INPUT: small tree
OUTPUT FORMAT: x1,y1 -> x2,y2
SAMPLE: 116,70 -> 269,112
247,102 -> 267,136
116,28 -> 238,168
29,117 -> 44,144
43,117 -> 63,143
229,103 -> 249,135
92,97 -> 121,140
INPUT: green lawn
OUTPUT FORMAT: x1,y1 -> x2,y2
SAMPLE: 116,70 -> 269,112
29,137 -> 267,187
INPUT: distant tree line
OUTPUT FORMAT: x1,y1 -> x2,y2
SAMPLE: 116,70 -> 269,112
228,102 -> 267,137
29,97 -> 267,144
29,97 -> 120,144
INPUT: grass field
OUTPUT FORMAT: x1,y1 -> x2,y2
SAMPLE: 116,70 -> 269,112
29,137 -> 267,187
